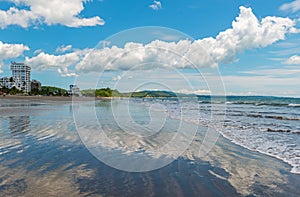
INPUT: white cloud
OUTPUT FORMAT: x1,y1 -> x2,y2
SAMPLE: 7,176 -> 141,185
0,41 -> 29,72
0,7 -> 37,28
242,67 -> 300,76
0,41 -> 29,60
151,31 -> 183,41
25,52 -> 80,77
199,6 -> 298,64
0,0 -> 105,29
178,89 -> 211,95
24,6 -> 300,77
149,1 -> 162,10
75,6 -> 298,72
33,49 -> 43,54
24,49 -> 93,76
112,75 -> 122,81
75,39 -> 209,72
284,55 -> 300,64
25,52 -> 79,70
56,45 -> 73,53
57,68 -> 78,77
220,75 -> 300,96
100,41 -> 111,48
280,0 -> 300,13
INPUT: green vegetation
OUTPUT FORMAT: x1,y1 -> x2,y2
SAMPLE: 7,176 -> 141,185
0,87 -> 23,95
81,88 -> 177,98
0,85 -> 69,96
81,88 -> 121,97
31,86 -> 68,96
126,90 -> 177,98
1,85 -> 186,98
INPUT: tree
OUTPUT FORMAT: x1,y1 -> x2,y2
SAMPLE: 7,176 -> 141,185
8,87 -> 23,95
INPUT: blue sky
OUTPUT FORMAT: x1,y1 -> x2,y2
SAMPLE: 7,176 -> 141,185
1,0 -> 300,97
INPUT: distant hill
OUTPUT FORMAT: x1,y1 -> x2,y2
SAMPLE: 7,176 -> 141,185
81,88 -> 195,98
126,90 -> 178,98
81,88 -> 121,97
38,86 -> 68,96
42,86 -> 68,93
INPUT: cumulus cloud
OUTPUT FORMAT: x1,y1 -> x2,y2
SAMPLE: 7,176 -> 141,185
149,1 -> 162,10
25,52 -> 79,70
112,75 -> 122,81
75,6 -> 298,72
25,52 -> 80,77
284,55 -> 300,64
56,45 -> 73,53
33,49 -> 43,54
0,0 -> 105,29
24,49 -> 93,76
0,7 -> 36,28
178,89 -> 211,95
0,41 -> 29,72
57,67 -> 78,77
75,39 -> 210,72
25,6 -> 300,76
280,0 -> 300,13
0,41 -> 29,60
199,6 -> 298,64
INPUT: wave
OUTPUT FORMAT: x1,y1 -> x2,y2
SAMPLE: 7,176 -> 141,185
219,129 -> 300,175
247,114 -> 264,118
243,114 -> 300,121
198,100 -> 300,108
139,98 -> 300,175
264,115 -> 300,121
288,103 -> 300,107
266,128 -> 292,133
265,128 -> 300,134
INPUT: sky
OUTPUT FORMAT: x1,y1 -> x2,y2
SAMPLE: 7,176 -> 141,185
1,0 -> 300,97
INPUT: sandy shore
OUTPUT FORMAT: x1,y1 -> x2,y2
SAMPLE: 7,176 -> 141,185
1,97 -> 300,196
0,95 -> 112,101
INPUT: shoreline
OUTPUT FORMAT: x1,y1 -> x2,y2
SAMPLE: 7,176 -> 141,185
2,95 -> 299,176
0,99 -> 300,196
0,95 -> 113,101
191,125 -> 300,195
219,130 -> 300,175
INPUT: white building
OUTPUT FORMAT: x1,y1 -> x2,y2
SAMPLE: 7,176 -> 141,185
68,85 -> 82,96
0,77 -> 23,90
0,62 -> 32,93
10,62 -> 31,93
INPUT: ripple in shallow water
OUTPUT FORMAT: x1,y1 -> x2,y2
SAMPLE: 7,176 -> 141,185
0,99 -> 300,196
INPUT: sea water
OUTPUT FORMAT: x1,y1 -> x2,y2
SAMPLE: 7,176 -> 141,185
0,98 -> 240,196
138,96 -> 300,174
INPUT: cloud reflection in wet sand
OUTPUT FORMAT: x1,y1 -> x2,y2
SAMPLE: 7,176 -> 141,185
0,99 -> 299,196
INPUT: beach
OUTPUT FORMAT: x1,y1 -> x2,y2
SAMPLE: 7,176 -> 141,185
0,95 -> 114,101
0,95 -> 74,101
0,97 -> 300,196
1,1 -> 300,196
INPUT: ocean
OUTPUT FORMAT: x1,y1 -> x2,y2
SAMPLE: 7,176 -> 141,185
0,96 -> 300,196
139,95 -> 300,174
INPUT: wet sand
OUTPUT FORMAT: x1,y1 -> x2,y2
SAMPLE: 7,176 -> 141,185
1,95 -> 73,101
0,95 -> 112,101
0,99 -> 300,196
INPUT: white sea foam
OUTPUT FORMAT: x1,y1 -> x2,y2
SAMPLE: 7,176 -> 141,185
140,98 -> 300,174
289,103 -> 300,107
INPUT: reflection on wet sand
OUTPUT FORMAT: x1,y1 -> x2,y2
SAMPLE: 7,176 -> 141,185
0,99 -> 300,196
9,116 -> 30,134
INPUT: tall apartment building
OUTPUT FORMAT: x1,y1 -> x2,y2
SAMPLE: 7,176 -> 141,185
10,62 -> 31,93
